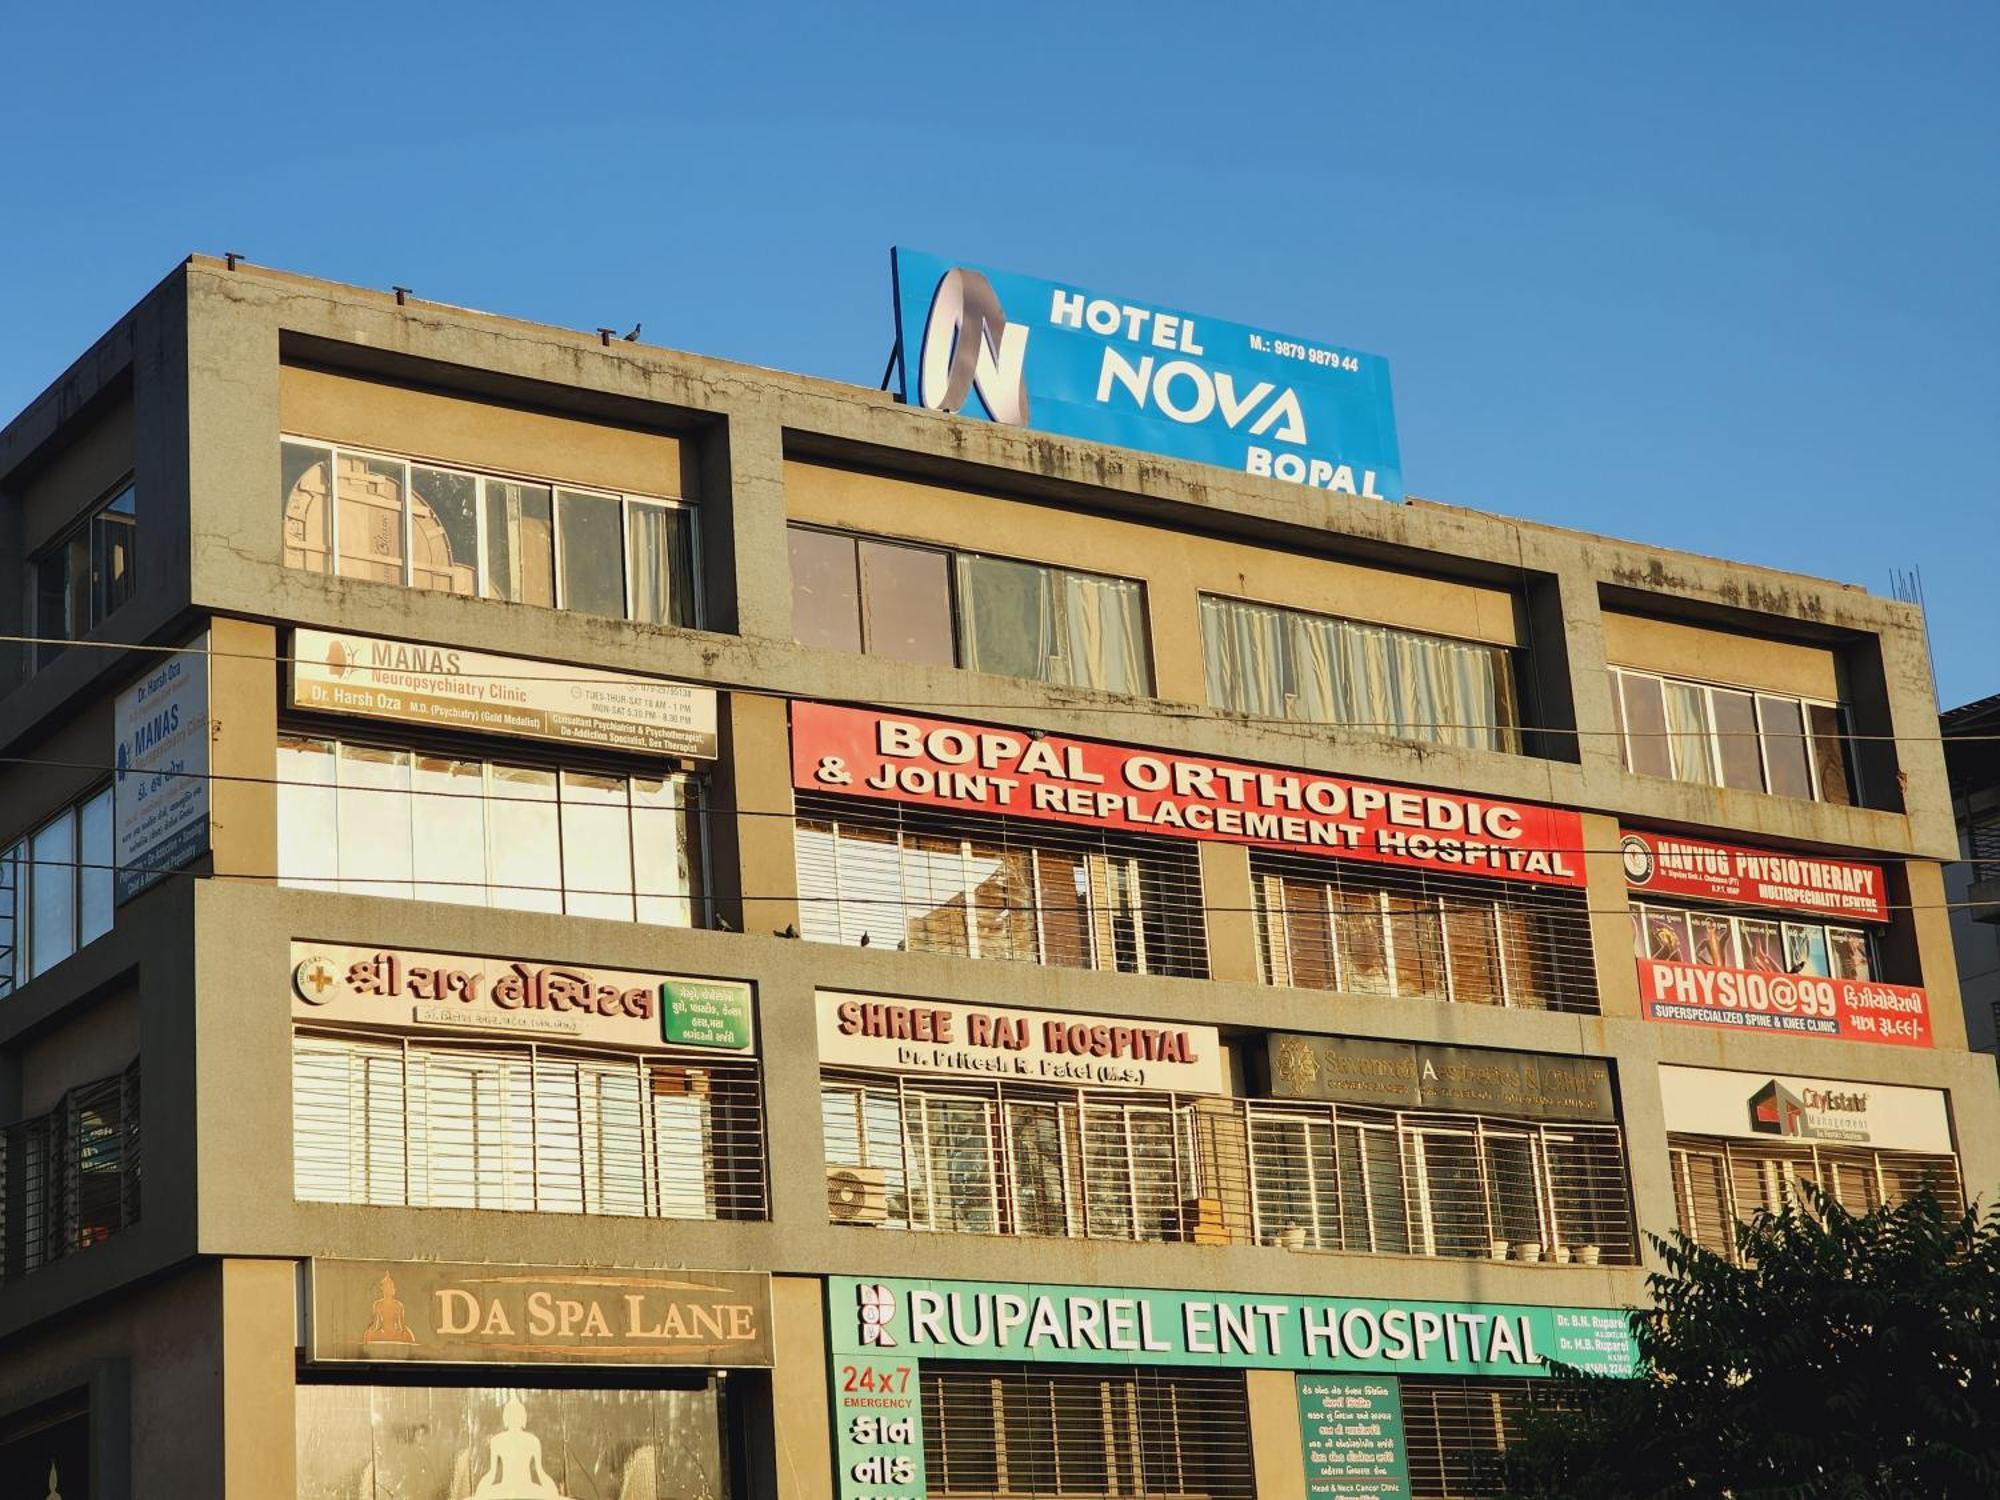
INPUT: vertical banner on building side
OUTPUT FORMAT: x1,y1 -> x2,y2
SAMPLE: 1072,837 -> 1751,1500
832,1349 -> 926,1500
1297,1374 -> 1410,1500
114,630 -> 211,902
892,249 -> 1403,500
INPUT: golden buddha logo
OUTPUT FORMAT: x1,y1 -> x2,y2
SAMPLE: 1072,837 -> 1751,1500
361,1274 -> 420,1345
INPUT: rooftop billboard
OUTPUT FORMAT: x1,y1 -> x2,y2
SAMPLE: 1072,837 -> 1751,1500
892,248 -> 1403,500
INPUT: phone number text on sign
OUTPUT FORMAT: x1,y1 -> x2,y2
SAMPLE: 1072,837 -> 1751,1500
1637,960 -> 1931,1048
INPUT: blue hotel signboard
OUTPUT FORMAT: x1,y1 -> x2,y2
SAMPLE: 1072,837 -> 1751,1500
891,248 -> 1404,501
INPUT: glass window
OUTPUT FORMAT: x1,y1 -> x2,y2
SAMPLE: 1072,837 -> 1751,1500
337,453 -> 409,583
33,486 -> 139,668
1442,898 -> 1502,1005
958,554 -> 1152,694
632,775 -> 700,927
1808,703 -> 1854,805
859,538 -> 955,665
482,479 -> 556,608
627,500 -> 698,627
1711,688 -> 1763,790
1663,681 -> 1717,784
486,765 -> 561,912
559,771 -> 636,920
277,736 -> 342,891
1758,694 -> 1814,799
1828,926 -> 1873,981
1388,894 -> 1446,999
34,549 -> 72,667
281,442 -> 335,574
409,466 -> 479,595
1617,672 -> 1673,777
411,755 -> 488,905
789,528 -> 862,652
77,787 -> 113,944
0,843 -> 21,994
336,745 -> 413,899
556,488 -> 626,616
28,814 -> 76,979
91,487 -> 138,621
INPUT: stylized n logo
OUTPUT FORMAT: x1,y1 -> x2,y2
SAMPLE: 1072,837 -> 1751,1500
919,268 -> 1030,425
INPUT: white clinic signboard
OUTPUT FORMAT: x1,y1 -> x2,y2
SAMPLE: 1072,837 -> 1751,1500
114,632 -> 212,902
290,629 -> 717,759
1659,1064 -> 1953,1154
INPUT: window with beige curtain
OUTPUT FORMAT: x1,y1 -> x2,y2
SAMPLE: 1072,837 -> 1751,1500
1200,595 -> 1520,752
957,554 -> 1152,694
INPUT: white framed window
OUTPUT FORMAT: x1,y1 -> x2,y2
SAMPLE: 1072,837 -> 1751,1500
1609,666 -> 1855,804
280,438 -> 700,627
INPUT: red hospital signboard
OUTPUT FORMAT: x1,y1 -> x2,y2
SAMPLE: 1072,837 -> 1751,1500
1636,960 -> 1931,1048
1619,827 -> 1888,923
791,702 -> 1586,887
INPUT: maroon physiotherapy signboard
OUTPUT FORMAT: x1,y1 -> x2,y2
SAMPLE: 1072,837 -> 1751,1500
1620,827 -> 1887,923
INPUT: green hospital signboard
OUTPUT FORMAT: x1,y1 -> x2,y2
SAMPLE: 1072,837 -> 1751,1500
826,1277 -> 1637,1378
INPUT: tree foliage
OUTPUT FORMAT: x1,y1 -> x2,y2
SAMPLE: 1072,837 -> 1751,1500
1501,1188 -> 2000,1499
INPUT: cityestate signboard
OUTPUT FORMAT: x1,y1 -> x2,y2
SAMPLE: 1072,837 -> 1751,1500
818,991 -> 1224,1094
792,703 -> 1585,887
1619,827 -> 1887,923
291,628 -> 718,759
1637,958 -> 1930,1048
1658,1065 -> 1952,1154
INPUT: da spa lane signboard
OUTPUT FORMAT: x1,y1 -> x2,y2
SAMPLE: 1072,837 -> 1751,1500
829,1277 -> 1635,1500
290,941 -> 755,1052
793,703 -> 1585,887
1298,1375 -> 1410,1500
1266,1034 -> 1616,1124
819,991 -> 1223,1094
309,1259 -> 772,1367
114,631 -> 211,902
892,248 -> 1403,500
1620,827 -> 1888,923
1637,959 -> 1931,1048
291,628 -> 718,759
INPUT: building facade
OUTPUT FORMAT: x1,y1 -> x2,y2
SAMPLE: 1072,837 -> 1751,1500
1942,695 -> 2000,1056
0,257 -> 1993,1498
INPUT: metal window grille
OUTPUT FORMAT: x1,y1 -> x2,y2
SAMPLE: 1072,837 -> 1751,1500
12,1061 -> 141,1276
795,794 -> 1209,978
1400,1377 -> 1554,1499
1251,852 -> 1598,1014
820,1072 -> 1637,1264
1667,1134 -> 1964,1262
1967,807 -> 2000,882
293,1029 -> 766,1220
923,1362 -> 1255,1500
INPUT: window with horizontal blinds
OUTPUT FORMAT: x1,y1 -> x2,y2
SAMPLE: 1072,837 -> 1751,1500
795,794 -> 1208,978
1400,1377 -> 1552,1499
1251,851 -> 1597,1014
820,1071 -> 1637,1263
923,1363 -> 1255,1500
1667,1133 -> 1964,1262
293,1030 -> 766,1220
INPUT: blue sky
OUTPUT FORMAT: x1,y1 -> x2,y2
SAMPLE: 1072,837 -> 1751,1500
4,4 -> 1994,705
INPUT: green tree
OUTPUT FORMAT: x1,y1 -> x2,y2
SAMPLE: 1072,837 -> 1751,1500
1502,1189 -> 2000,1500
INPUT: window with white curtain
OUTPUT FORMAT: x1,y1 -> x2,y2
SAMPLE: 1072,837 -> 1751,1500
1199,594 -> 1521,752
281,438 -> 699,626
293,1031 -> 766,1219
1,784 -> 115,994
1608,666 -> 1855,803
276,735 -> 703,924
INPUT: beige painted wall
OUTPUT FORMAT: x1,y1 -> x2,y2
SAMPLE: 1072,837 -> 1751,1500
1602,611 -> 1843,701
279,365 -> 686,500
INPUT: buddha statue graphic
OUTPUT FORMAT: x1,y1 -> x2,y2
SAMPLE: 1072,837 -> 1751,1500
469,1398 -> 568,1498
361,1275 -> 418,1345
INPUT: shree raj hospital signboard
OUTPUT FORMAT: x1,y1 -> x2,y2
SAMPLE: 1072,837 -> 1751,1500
793,702 -> 1585,887
892,248 -> 1403,500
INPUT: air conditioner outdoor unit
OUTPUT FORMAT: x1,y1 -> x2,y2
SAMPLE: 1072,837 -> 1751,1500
827,1165 -> 890,1224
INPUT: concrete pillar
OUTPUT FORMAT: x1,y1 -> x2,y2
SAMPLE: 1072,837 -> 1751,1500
769,1275 -> 834,1500
1201,841 -> 1260,984
220,1257 -> 296,1498
206,619 -> 276,883
723,692 -> 800,938
1244,1369 -> 1306,1500
1581,812 -> 1642,1019
715,411 -> 795,644
1902,859 -> 1968,1050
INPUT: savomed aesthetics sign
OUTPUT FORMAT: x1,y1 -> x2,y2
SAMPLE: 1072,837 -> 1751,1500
793,702 -> 1585,886
892,248 -> 1403,500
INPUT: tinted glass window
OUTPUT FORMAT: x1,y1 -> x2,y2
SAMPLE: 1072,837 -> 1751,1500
859,539 -> 954,664
789,528 -> 861,652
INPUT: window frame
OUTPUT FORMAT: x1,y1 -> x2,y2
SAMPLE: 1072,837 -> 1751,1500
29,478 -> 137,669
1608,665 -> 1854,802
279,436 -> 702,627
1,783 -> 115,994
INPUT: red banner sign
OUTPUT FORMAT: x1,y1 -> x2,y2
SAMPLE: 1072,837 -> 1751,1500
792,703 -> 1587,887
1620,827 -> 1887,923
1637,959 -> 1931,1048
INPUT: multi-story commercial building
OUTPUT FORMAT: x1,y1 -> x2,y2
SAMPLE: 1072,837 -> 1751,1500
0,256 -> 1993,1499
1942,695 -> 2000,1056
